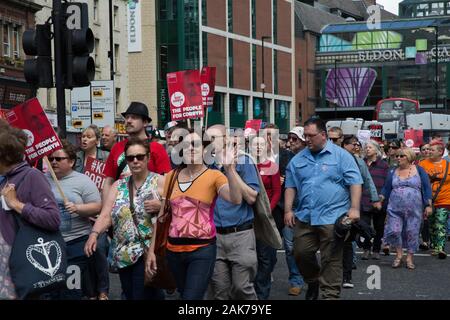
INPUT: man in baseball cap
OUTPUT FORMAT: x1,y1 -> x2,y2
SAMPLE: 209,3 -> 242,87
287,127 -> 306,154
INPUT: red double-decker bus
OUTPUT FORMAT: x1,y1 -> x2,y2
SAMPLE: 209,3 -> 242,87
375,98 -> 420,125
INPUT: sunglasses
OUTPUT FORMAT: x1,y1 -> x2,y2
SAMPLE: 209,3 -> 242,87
389,146 -> 399,150
288,136 -> 299,142
330,137 -> 342,142
395,154 -> 406,158
125,154 -> 147,162
48,156 -> 69,162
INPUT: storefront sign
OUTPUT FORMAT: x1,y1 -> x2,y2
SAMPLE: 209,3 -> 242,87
358,49 -> 404,62
127,0 -> 142,52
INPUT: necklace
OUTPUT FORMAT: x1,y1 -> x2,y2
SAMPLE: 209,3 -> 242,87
399,165 -> 413,179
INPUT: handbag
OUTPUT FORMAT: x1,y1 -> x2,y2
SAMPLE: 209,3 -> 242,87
129,170 -> 178,290
7,171 -> 67,299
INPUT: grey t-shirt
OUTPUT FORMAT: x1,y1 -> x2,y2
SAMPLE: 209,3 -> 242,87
46,171 -> 101,242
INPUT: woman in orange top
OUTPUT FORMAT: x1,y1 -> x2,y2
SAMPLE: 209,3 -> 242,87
145,129 -> 243,300
419,141 -> 450,259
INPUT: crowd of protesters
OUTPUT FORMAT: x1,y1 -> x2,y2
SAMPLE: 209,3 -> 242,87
1,101 -> 450,301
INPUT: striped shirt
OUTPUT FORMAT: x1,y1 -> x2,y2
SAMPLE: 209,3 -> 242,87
361,157 -> 389,211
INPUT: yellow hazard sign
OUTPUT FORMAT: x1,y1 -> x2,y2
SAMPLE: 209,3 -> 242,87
93,89 -> 103,97
72,120 -> 82,128
93,113 -> 104,120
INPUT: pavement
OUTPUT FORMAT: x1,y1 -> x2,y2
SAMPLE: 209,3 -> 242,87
107,248 -> 450,300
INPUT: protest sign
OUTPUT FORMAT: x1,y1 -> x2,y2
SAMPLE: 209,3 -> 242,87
357,130 -> 371,146
167,70 -> 204,121
404,129 -> 423,152
244,119 -> 262,137
4,98 -> 62,162
84,157 -> 106,191
200,66 -> 216,107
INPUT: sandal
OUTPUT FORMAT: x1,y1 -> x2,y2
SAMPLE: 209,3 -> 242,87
392,257 -> 402,268
98,292 -> 109,300
406,260 -> 415,270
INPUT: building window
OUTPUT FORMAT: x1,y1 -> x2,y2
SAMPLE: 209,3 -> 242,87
251,0 -> 256,39
3,24 -> 10,57
114,44 -> 119,72
94,38 -> 100,67
416,3 -> 429,17
228,0 -> 233,32
94,0 -> 99,22
202,32 -> 208,66
431,2 -> 445,15
12,26 -> 20,58
230,94 -> 247,128
274,50 -> 278,94
115,88 -> 121,115
114,5 -> 119,29
202,0 -> 207,25
252,44 -> 257,91
228,39 -> 233,87
273,0 -> 277,44
275,100 -> 289,133
298,68 -> 302,89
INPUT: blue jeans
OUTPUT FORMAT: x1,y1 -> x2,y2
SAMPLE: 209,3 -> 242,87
118,256 -> 165,300
282,226 -> 304,287
93,233 -> 110,294
255,240 -> 277,300
166,243 -> 216,300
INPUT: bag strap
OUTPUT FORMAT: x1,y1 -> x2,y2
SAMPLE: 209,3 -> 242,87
5,169 -> 31,228
128,175 -> 149,244
432,161 -> 449,203
162,168 -> 181,217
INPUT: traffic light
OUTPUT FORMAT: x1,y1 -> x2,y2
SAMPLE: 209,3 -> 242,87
64,27 -> 95,88
22,24 -> 53,88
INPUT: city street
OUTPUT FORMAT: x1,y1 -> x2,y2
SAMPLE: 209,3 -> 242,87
108,247 -> 450,300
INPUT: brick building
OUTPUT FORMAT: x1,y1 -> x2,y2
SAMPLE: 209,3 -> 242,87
156,0 -> 295,133
0,0 -> 40,109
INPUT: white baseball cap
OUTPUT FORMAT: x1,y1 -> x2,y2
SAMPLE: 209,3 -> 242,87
289,126 -> 305,142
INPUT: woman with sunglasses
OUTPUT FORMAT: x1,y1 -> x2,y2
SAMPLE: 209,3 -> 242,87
46,140 -> 102,299
146,130 -> 243,300
85,137 -> 165,300
380,148 -> 432,269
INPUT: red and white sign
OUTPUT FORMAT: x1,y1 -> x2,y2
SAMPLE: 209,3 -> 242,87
404,129 -> 423,151
369,123 -> 383,143
200,66 -> 216,107
84,157 -> 107,191
244,119 -> 262,136
5,98 -> 62,162
167,70 -> 204,121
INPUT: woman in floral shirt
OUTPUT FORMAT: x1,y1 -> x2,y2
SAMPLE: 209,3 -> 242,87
85,137 -> 165,300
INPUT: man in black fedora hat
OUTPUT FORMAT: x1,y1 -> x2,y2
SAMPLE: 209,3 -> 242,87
102,101 -> 171,198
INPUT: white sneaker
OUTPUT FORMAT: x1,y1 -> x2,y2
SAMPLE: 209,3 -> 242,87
343,280 -> 354,288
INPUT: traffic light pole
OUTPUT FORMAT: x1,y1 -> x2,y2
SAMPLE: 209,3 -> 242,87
53,0 -> 67,138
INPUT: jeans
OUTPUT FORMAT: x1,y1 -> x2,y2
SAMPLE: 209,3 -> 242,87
93,233 -> 110,294
167,243 -> 217,300
118,256 -> 165,300
282,226 -> 304,288
343,241 -> 354,281
255,240 -> 277,300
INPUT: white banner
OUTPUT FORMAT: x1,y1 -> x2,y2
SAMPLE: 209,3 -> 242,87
70,86 -> 91,131
127,0 -> 142,52
91,80 -> 115,128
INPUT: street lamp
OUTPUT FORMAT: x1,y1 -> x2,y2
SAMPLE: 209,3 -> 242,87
261,36 -> 271,118
334,58 -> 342,119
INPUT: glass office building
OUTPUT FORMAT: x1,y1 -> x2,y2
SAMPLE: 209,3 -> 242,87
314,17 -> 450,120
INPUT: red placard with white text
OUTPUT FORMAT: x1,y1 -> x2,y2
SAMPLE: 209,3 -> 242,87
404,129 -> 423,152
167,70 -> 204,121
244,119 -> 262,136
84,157 -> 107,191
5,98 -> 62,162
200,66 -> 216,108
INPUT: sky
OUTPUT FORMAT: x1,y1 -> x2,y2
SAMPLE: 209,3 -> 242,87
377,0 -> 400,15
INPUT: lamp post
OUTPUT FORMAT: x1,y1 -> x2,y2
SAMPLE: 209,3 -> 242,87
435,25 -> 439,111
261,36 -> 271,118
334,58 -> 342,119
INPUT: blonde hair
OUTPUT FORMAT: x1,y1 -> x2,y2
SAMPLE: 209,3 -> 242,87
399,147 -> 416,163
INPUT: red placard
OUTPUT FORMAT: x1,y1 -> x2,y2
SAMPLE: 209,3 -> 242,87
167,69 -> 204,121
369,123 -> 383,143
404,129 -> 423,151
244,119 -> 262,136
200,66 -> 216,108
5,98 -> 62,163
84,157 -> 106,191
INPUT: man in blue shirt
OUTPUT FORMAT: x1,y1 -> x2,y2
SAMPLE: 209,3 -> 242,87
206,124 -> 260,300
284,117 -> 363,300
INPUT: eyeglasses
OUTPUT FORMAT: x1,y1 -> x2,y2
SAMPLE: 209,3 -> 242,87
395,154 -> 406,158
125,154 -> 147,162
304,132 -> 322,140
288,135 -> 299,142
48,156 -> 69,162
330,137 -> 342,142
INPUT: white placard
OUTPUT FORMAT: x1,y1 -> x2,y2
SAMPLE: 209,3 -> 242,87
357,130 -> 371,145
128,1 -> 142,52
91,80 -> 115,128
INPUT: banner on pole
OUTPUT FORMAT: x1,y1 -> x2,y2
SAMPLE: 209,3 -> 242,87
244,119 -> 262,137
5,98 -> 62,162
84,157 -> 107,191
167,70 -> 204,121
200,66 -> 216,108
